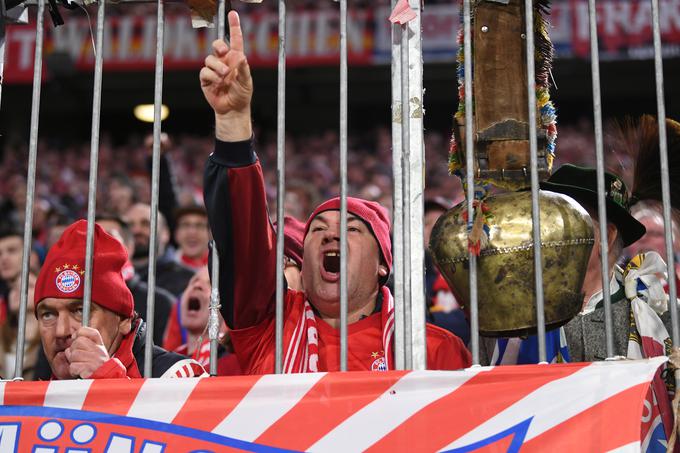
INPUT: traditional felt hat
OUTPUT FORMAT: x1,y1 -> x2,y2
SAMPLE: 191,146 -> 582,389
540,164 -> 646,247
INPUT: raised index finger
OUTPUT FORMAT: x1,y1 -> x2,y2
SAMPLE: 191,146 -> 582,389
227,10 -> 244,52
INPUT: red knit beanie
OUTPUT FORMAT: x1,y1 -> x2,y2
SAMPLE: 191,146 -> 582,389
34,220 -> 134,318
305,197 -> 392,273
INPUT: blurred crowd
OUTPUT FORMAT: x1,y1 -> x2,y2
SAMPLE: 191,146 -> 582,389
0,118 -> 651,378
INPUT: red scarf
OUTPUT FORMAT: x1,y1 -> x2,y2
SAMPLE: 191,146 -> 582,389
283,286 -> 395,373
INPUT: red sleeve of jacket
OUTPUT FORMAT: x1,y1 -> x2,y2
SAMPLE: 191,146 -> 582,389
426,323 -> 472,370
204,137 -> 279,330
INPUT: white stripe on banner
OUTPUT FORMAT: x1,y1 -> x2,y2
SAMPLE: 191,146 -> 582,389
311,368 -> 490,452
0,381 -> 5,405
212,372 -> 326,441
43,379 -> 93,410
441,357 -> 666,450
127,378 -> 200,423
607,441 -> 641,453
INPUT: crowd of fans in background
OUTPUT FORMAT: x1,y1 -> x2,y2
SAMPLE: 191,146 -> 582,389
0,119 -> 646,378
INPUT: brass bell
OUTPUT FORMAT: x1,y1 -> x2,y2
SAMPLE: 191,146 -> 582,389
429,190 -> 594,337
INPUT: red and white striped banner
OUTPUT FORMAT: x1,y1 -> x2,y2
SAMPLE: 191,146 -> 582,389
0,357 -> 667,452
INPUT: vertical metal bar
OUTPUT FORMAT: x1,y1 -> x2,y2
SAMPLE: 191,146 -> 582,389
462,0 -> 479,366
217,0 -> 226,41
208,0 -> 227,376
650,0 -> 679,348
0,19 -> 6,108
14,0 -> 45,379
400,22 -> 412,370
339,0 -> 348,372
524,0 -> 547,363
209,243 -> 220,375
274,0 -> 286,375
390,1 -> 405,371
587,0 -> 614,358
406,0 -> 426,371
144,0 -> 165,377
82,0 -> 106,327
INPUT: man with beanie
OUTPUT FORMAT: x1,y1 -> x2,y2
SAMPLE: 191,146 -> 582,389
200,12 -> 471,374
34,220 -> 206,379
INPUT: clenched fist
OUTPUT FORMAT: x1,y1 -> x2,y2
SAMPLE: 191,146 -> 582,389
64,326 -> 111,379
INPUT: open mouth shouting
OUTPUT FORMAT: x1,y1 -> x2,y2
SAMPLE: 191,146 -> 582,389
321,250 -> 341,282
187,297 -> 202,312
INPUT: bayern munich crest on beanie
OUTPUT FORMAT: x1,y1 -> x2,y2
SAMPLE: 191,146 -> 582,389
55,269 -> 81,293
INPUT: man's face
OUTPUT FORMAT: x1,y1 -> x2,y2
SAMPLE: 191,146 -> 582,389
109,179 -> 134,214
302,211 -> 383,319
125,204 -> 151,259
180,267 -> 210,334
98,219 -> 134,258
175,214 -> 210,259
36,298 -> 131,379
0,235 -> 23,282
8,273 -> 36,314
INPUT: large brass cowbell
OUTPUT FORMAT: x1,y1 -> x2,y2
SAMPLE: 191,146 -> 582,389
430,0 -> 594,336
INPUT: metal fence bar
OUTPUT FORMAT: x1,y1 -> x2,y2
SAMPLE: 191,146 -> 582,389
406,0 -> 426,371
209,243 -> 220,375
462,0 -> 479,366
339,0 -> 348,372
207,0 -> 227,376
650,0 -> 679,348
390,1 -> 405,371
82,0 -> 106,327
274,0 -> 286,375
0,19 -> 6,108
143,0 -> 165,377
524,0 -> 547,363
13,0 -> 45,379
587,0 -> 614,358
400,21 -> 412,370
217,0 -> 226,41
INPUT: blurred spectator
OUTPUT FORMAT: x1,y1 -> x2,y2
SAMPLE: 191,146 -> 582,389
0,271 -> 40,379
124,203 -> 194,298
97,215 -> 174,345
173,206 -> 210,271
0,230 -> 23,292
172,267 -> 221,368
108,173 -> 137,218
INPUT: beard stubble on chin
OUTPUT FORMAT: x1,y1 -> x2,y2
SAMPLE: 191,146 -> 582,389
133,245 -> 150,260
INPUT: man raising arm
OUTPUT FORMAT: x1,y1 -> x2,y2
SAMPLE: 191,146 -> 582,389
201,11 -> 471,373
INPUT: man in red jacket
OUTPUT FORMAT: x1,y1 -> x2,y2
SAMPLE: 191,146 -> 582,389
200,11 -> 471,374
34,220 -> 205,379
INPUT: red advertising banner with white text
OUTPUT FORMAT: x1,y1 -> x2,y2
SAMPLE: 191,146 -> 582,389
5,1 -> 680,84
